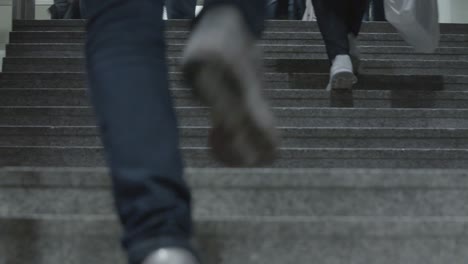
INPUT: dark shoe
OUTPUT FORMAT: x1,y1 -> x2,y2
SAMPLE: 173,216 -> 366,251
142,248 -> 199,264
182,6 -> 279,167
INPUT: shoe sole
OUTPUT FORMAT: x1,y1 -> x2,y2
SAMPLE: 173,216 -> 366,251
326,70 -> 358,91
182,55 -> 278,167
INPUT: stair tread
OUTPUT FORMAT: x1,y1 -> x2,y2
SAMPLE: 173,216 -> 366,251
1,125 -> 467,135
2,167 -> 468,188
2,213 -> 468,236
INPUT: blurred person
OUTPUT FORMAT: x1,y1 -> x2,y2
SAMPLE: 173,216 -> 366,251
166,0 -> 197,19
49,0 -> 68,18
364,0 -> 386,21
82,0 -> 277,264
49,0 -> 82,19
266,0 -> 278,19
267,0 -> 305,19
312,0 -> 369,90
79,0 -> 86,18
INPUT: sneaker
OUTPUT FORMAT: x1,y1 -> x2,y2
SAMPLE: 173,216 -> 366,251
182,6 -> 279,167
326,55 -> 358,91
143,248 -> 199,264
348,33 -> 361,73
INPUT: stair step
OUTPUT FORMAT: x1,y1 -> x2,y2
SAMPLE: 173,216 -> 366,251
1,214 -> 467,264
1,167 -> 468,216
1,126 -> 467,149
1,107 -> 467,128
3,58 -> 468,75
0,72 -> 452,90
6,44 -> 468,60
9,31 -> 468,47
1,146 -> 468,168
2,89 -> 468,108
13,19 -> 468,34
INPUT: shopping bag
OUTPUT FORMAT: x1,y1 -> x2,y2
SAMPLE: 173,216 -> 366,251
302,0 -> 316,21
384,0 -> 440,53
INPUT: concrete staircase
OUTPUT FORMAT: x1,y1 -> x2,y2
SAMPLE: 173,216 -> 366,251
1,19 -> 468,263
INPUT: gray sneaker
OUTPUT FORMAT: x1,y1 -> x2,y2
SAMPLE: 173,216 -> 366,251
143,248 -> 199,264
326,54 -> 358,91
182,6 -> 279,167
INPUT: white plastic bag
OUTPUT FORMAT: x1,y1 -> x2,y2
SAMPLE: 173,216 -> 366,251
384,0 -> 440,53
302,0 -> 316,21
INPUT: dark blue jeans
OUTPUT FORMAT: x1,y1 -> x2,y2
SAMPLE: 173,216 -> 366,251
79,0 -> 87,18
370,0 -> 385,21
82,0 -> 264,263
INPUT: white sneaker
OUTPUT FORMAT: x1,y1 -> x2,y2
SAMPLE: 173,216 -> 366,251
182,6 -> 279,167
326,55 -> 357,91
143,248 -> 199,264
348,33 -> 361,73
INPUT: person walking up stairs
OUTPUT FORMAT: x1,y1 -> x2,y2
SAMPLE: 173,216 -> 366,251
312,0 -> 368,90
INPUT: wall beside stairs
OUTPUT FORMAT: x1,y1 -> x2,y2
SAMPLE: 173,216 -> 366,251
439,0 -> 468,23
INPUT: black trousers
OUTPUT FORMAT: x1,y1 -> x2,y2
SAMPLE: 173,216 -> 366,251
371,0 -> 386,21
51,0 -> 83,19
312,0 -> 369,61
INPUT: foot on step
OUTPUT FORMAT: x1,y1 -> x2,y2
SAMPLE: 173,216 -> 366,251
326,54 -> 358,91
182,6 -> 279,167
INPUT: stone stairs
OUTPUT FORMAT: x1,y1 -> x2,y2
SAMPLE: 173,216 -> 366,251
1,19 -> 468,264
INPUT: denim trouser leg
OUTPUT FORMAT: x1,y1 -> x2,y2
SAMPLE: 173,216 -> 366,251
266,0 -> 278,19
371,0 -> 386,21
165,0 -> 197,19
83,0 -> 191,263
79,0 -> 87,18
83,0 -> 265,264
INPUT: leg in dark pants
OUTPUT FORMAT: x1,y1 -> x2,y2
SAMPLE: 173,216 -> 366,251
165,0 -> 197,19
201,0 -> 265,37
79,0 -> 87,18
52,0 -> 69,18
266,0 -> 278,19
312,0 -> 369,61
84,1 -> 191,263
82,0 -> 265,263
371,0 -> 386,21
